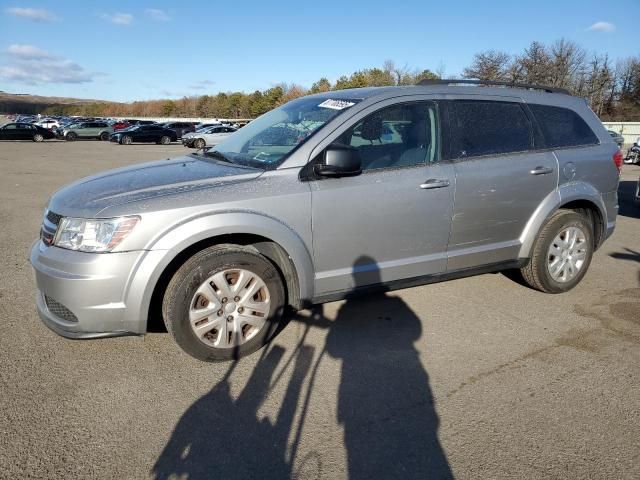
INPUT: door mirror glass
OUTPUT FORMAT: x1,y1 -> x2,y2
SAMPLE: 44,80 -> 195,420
314,144 -> 362,177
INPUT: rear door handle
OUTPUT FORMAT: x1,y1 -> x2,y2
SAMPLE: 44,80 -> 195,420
530,166 -> 554,175
420,179 -> 450,189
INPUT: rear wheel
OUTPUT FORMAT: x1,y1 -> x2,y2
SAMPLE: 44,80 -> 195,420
194,138 -> 205,149
160,135 -> 171,145
121,135 -> 132,145
33,133 -> 44,142
520,210 -> 593,293
65,132 -> 77,141
100,131 -> 109,141
162,244 -> 286,362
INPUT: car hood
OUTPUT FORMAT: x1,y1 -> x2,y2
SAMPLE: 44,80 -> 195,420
47,155 -> 263,218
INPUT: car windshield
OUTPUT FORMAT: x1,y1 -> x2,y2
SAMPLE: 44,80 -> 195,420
204,96 -> 361,169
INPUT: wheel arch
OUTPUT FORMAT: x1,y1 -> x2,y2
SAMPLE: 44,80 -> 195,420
123,212 -> 314,334
518,183 -> 608,258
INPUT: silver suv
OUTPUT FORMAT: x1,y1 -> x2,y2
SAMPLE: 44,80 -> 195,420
31,80 -> 621,361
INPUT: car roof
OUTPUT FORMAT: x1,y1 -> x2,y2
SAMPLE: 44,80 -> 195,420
306,84 -> 585,109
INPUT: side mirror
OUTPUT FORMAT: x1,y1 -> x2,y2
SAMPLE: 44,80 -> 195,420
314,144 -> 362,178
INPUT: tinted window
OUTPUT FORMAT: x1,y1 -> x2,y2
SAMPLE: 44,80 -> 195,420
337,101 -> 440,171
4,124 -> 18,129
529,104 -> 599,149
449,101 -> 533,158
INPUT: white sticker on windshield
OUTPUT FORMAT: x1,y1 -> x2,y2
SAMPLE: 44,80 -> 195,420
318,99 -> 356,110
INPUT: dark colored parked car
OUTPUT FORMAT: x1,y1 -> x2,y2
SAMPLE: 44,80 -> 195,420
109,124 -> 178,145
0,123 -> 56,142
161,122 -> 196,139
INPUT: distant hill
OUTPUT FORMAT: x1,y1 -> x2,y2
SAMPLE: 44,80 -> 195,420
0,92 -> 108,114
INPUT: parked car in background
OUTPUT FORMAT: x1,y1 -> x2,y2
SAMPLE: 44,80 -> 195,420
160,121 -> 196,139
0,122 -> 56,142
607,130 -> 624,148
61,121 -> 114,141
109,124 -> 177,144
36,118 -> 60,130
182,124 -> 237,148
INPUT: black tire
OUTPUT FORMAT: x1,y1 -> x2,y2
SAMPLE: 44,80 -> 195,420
520,210 -> 594,293
121,135 -> 132,145
160,135 -> 171,145
100,131 -> 109,141
162,244 -> 286,362
194,138 -> 205,149
66,132 -> 77,141
33,133 -> 44,142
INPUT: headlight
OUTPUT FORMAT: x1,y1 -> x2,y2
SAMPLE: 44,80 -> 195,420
54,216 -> 140,252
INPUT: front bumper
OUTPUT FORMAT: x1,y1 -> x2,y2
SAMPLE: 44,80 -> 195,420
30,241 -> 145,339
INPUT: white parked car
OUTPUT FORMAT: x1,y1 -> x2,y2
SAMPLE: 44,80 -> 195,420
35,118 -> 60,130
182,125 -> 237,148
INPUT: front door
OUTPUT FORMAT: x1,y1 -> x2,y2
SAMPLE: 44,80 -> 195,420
310,100 -> 455,297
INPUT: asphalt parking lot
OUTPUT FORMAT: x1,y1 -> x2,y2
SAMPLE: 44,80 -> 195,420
0,139 -> 638,479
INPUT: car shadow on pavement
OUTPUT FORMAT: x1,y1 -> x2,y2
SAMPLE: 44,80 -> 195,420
618,180 -> 640,219
151,256 -> 452,480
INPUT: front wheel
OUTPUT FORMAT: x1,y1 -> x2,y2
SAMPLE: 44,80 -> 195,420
194,138 -> 205,149
162,245 -> 286,362
121,135 -> 132,145
33,133 -> 44,142
65,132 -> 77,141
160,135 -> 171,145
520,210 -> 593,293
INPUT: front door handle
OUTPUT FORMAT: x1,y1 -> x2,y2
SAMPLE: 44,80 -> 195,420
530,166 -> 554,175
420,179 -> 450,189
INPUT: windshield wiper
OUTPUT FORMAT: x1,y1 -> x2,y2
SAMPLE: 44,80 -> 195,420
205,150 -> 235,164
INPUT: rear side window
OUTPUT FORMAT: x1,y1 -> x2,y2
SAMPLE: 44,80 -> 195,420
449,101 -> 533,158
529,104 -> 599,149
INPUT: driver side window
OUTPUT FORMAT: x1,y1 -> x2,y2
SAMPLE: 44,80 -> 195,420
336,101 -> 440,171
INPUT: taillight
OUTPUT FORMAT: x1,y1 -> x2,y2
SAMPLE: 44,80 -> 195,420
613,150 -> 623,172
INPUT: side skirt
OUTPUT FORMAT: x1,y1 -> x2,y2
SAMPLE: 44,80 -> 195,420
309,259 -> 528,305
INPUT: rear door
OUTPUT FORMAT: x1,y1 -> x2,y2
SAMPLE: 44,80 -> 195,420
445,98 -> 558,270
17,124 -> 35,140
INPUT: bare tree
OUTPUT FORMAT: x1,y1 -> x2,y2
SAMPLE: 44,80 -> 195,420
463,50 -> 511,81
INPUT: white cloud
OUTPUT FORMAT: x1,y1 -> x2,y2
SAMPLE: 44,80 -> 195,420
0,45 -> 100,85
587,21 -> 616,33
6,44 -> 54,59
6,7 -> 58,22
189,80 -> 215,90
145,9 -> 171,21
100,12 -> 133,25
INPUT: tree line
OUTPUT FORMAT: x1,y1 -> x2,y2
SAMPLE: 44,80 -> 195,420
40,40 -> 640,120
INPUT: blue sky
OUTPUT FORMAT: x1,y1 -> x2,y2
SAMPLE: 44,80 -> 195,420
0,0 -> 637,102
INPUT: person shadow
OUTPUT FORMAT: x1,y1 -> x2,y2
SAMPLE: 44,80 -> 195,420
321,255 -> 452,479
152,256 -> 452,479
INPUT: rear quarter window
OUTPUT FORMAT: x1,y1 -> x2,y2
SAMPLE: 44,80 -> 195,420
529,104 -> 599,149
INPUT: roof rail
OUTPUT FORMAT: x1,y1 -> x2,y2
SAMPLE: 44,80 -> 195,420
416,79 -> 571,95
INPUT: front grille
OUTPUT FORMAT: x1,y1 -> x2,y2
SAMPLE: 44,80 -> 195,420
44,295 -> 78,323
